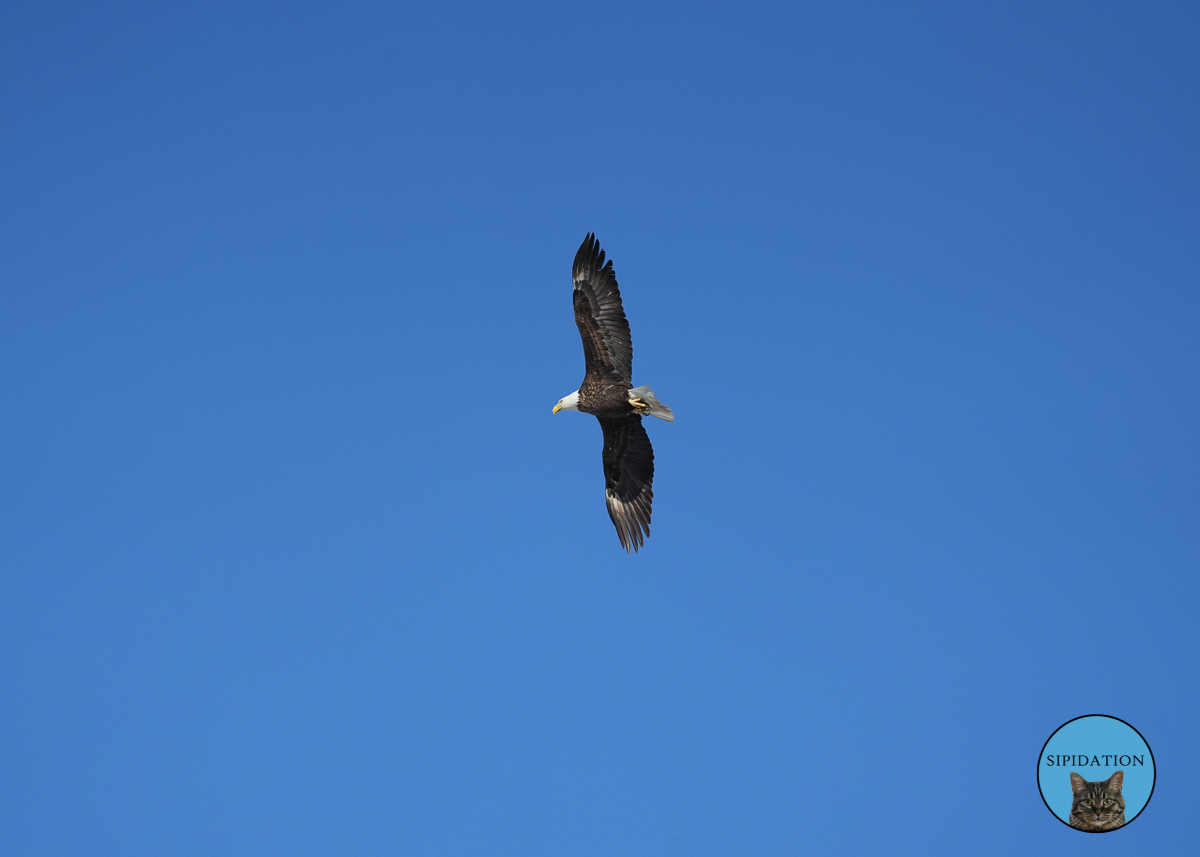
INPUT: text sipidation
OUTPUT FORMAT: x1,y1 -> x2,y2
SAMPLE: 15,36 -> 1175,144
1044,755 -> 1144,766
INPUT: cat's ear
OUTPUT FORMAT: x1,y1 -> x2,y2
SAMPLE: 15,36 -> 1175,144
1106,770 -> 1123,793
1070,772 -> 1086,794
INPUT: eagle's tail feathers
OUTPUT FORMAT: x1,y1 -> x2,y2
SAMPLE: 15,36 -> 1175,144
629,385 -> 674,422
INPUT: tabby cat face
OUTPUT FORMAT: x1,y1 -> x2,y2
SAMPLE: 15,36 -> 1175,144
1069,770 -> 1125,831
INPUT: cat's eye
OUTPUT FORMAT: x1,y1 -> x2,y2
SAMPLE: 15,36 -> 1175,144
1104,800 -> 1112,806
1082,800 -> 1091,806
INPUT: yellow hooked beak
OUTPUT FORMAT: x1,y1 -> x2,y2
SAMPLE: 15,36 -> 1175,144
552,401 -> 562,414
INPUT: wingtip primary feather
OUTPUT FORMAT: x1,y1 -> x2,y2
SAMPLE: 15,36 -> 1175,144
573,233 -> 598,283
605,486 -> 651,554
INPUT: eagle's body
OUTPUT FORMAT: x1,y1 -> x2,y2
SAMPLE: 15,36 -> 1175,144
553,234 -> 673,552
577,379 -> 635,417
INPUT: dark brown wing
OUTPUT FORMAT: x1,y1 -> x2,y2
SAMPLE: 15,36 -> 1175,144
598,415 -> 654,552
573,233 -> 633,385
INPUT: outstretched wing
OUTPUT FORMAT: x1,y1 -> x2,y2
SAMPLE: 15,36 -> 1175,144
598,415 -> 654,552
573,233 -> 633,385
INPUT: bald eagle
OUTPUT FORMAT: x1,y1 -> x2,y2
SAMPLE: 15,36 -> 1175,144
553,234 -> 674,552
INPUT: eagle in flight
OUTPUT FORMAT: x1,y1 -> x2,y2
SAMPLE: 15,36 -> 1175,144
553,234 -> 674,552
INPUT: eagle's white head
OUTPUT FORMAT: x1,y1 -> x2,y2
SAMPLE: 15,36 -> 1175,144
552,390 -> 580,414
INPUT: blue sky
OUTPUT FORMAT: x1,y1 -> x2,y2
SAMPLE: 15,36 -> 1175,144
1,1 -> 1196,853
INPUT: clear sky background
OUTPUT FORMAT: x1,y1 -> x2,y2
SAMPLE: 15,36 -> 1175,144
1,1 -> 1196,854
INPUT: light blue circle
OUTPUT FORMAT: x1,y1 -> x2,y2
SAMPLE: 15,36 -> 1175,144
1038,715 -> 1155,826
